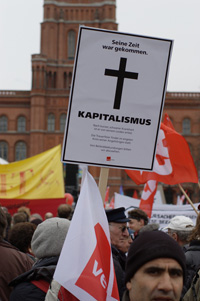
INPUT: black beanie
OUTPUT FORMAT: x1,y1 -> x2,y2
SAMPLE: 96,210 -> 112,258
125,230 -> 186,283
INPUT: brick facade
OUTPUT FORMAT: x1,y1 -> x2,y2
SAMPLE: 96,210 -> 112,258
0,0 -> 199,203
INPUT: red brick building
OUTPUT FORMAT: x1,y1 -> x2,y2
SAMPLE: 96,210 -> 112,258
0,0 -> 199,203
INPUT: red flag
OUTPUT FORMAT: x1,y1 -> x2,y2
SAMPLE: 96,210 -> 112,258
109,196 -> 115,209
140,180 -> 158,218
133,190 -> 138,199
125,121 -> 198,185
54,171 -> 119,301
163,113 -> 175,130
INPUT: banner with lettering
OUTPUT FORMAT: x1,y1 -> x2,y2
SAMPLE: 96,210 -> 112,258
54,171 -> 119,301
0,145 -> 65,199
114,193 -> 198,229
0,197 -> 66,219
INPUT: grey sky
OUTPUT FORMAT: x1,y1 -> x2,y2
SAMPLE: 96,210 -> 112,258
1,0 -> 200,92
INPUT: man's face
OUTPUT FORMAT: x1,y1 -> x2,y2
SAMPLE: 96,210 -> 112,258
126,258 -> 183,301
109,222 -> 129,250
128,218 -> 144,232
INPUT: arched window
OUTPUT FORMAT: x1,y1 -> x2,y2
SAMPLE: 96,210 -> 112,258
17,116 -> 26,132
0,141 -> 8,161
60,114 -> 66,132
15,141 -> 27,161
68,30 -> 76,60
0,116 -> 8,132
47,113 -> 55,131
182,118 -> 191,135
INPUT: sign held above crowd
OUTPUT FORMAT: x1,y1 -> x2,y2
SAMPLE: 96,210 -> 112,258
62,26 -> 173,171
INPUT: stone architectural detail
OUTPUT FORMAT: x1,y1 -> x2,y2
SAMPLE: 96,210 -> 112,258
0,0 -> 199,203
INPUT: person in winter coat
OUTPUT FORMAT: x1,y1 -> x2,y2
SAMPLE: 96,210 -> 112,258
0,206 -> 33,301
9,217 -> 70,301
182,213 -> 200,297
106,207 -> 130,300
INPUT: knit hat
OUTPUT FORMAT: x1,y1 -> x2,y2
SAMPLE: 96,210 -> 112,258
31,217 -> 70,259
125,231 -> 186,283
106,207 -> 130,223
163,215 -> 194,231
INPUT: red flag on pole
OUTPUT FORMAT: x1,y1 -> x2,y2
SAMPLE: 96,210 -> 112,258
139,180 -> 158,218
163,113 -> 175,130
125,121 -> 198,185
109,196 -> 115,209
54,171 -> 119,301
132,190 -> 138,199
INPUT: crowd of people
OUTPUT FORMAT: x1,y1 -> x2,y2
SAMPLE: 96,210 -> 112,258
1,203 -> 200,300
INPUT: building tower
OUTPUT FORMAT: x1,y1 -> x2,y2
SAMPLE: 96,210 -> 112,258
30,0 -> 117,155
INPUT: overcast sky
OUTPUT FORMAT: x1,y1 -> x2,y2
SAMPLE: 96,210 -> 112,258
1,0 -> 200,92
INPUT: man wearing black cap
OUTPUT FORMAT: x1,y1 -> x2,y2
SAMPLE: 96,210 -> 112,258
122,231 -> 186,301
106,207 -> 130,300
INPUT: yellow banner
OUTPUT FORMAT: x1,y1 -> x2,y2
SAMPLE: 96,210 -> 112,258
0,145 -> 65,199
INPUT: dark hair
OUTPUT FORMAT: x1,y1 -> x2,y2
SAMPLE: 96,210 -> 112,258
0,206 -> 7,239
128,208 -> 149,225
57,204 -> 72,220
12,212 -> 28,225
9,222 -> 36,253
17,206 -> 31,221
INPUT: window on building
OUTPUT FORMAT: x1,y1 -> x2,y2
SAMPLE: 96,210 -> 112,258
69,72 -> 72,89
60,114 -> 66,132
15,141 -> 27,161
63,72 -> 67,89
53,72 -> 57,88
47,113 -> 55,131
0,141 -> 8,161
182,118 -> 191,135
0,116 -> 8,132
68,30 -> 76,60
17,116 -> 26,132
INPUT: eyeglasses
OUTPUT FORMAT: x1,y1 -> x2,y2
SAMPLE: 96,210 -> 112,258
109,223 -> 129,233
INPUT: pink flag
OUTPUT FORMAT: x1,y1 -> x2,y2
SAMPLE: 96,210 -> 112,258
140,180 -> 158,218
54,171 -> 119,301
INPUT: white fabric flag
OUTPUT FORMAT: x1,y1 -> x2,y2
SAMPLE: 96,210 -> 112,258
54,171 -> 119,301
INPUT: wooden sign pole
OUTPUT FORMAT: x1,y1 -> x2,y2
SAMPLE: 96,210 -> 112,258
178,184 -> 198,215
98,167 -> 109,204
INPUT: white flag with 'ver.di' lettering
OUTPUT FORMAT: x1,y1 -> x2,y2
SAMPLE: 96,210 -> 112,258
54,171 -> 119,301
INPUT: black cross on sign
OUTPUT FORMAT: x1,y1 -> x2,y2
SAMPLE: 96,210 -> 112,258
105,57 -> 138,110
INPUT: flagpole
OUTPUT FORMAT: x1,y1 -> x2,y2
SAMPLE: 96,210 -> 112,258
98,167 -> 109,204
178,184 -> 198,215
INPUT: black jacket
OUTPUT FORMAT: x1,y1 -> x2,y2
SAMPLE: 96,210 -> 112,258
112,245 -> 127,301
9,256 -> 59,301
182,240 -> 200,298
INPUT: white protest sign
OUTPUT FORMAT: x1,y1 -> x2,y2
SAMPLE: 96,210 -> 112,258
62,26 -> 173,170
115,193 -> 198,229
